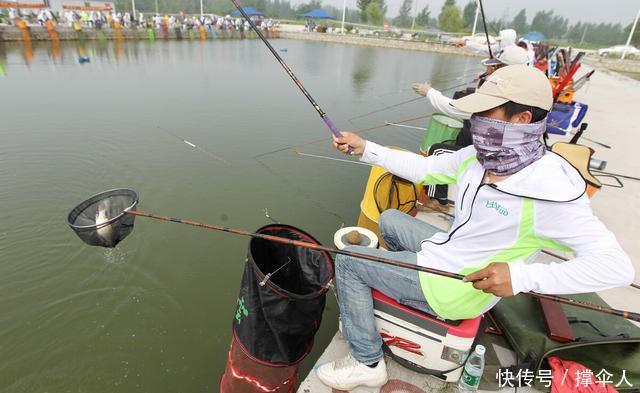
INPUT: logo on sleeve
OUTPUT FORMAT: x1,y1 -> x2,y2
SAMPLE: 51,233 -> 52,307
485,200 -> 509,216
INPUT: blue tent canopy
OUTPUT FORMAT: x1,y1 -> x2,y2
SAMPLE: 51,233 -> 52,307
231,7 -> 264,17
522,31 -> 545,43
299,8 -> 335,19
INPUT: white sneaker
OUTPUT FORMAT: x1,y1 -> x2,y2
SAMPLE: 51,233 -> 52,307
316,354 -> 388,391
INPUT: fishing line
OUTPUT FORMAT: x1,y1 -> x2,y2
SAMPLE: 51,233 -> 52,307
157,126 -> 231,165
292,149 -> 373,167
70,201 -> 640,322
376,70 -> 481,98
384,122 -> 425,131
349,96 -> 425,122
264,208 -> 280,224
258,114 -> 433,159
348,79 -> 476,123
253,154 -> 347,223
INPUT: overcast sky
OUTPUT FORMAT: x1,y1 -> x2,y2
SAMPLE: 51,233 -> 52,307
297,0 -> 640,25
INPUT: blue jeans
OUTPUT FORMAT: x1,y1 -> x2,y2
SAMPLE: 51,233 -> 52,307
335,209 -> 442,364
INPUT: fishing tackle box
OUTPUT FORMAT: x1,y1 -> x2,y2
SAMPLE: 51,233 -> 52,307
372,289 -> 482,382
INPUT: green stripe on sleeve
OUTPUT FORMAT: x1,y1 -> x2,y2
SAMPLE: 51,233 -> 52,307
420,155 -> 477,186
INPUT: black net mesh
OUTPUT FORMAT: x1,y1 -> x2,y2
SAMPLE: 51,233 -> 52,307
67,189 -> 138,248
233,224 -> 333,366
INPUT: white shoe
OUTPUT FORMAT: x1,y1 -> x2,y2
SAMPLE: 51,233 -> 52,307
316,354 -> 388,391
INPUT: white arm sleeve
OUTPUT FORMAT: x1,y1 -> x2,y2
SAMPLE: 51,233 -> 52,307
427,88 -> 472,120
360,142 -> 474,185
508,196 -> 635,295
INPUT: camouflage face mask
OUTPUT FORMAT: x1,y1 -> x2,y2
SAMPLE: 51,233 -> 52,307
469,115 -> 547,176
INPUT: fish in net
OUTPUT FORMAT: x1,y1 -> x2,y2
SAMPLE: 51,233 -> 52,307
67,188 -> 138,248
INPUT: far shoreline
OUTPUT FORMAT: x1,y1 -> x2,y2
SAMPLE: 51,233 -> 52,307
1,24 -> 639,75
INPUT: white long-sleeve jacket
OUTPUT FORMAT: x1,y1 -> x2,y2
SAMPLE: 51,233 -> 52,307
361,142 -> 634,320
427,88 -> 471,120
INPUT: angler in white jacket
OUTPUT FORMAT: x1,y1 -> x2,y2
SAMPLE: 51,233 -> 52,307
413,45 -> 531,121
316,65 -> 635,391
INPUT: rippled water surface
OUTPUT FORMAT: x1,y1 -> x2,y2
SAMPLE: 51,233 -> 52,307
0,38 -> 479,392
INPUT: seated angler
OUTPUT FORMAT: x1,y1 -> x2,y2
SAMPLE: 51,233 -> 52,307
316,65 -> 634,391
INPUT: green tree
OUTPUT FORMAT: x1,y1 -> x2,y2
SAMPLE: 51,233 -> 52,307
357,0 -> 373,22
414,5 -> 431,28
462,1 -> 476,29
394,0 -> 412,27
296,0 -> 322,15
530,10 -> 553,37
512,9 -> 527,34
443,0 -> 456,9
365,1 -> 384,25
439,5 -> 463,32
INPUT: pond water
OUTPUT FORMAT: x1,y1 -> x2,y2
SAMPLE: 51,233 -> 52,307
0,38 -> 480,392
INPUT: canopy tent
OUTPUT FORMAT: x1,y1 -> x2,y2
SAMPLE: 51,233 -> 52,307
299,8 -> 335,19
522,31 -> 545,43
231,6 -> 263,17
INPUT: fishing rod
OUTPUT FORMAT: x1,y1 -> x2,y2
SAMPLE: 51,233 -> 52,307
477,0 -> 493,58
230,0 -> 349,152
349,80 -> 476,122
69,202 -> 640,323
577,136 -> 611,150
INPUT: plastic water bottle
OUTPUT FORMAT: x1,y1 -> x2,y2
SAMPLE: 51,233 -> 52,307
457,345 -> 486,393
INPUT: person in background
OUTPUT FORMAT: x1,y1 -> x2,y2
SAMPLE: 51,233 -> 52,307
88,11 -> 96,28
95,11 -> 104,29
517,40 -> 536,65
412,45 -> 530,122
8,8 -> 18,25
37,9 -> 47,26
80,11 -> 88,26
45,8 -> 54,24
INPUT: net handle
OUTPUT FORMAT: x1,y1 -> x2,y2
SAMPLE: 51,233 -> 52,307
123,209 -> 640,323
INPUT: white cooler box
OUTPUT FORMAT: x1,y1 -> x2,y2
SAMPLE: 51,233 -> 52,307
372,289 -> 482,382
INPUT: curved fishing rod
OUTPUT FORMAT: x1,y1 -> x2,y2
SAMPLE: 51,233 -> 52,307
120,210 -> 640,322
477,0 -> 493,58
349,79 -> 476,122
231,0 -> 347,150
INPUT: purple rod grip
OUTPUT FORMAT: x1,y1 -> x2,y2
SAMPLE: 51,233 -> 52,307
323,116 -> 353,153
323,116 -> 343,138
